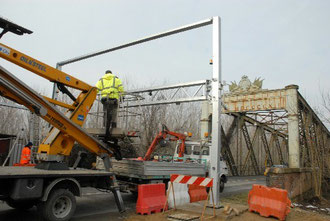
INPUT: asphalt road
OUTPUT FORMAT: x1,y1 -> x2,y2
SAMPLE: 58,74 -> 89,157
0,190 -> 136,221
221,175 -> 266,197
0,176 -> 266,221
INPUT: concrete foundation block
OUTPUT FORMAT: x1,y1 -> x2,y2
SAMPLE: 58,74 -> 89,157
266,167 -> 314,200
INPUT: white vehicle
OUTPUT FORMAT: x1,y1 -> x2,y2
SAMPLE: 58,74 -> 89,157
174,141 -> 228,192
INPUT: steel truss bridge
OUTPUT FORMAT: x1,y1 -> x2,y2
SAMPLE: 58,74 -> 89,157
119,81 -> 330,180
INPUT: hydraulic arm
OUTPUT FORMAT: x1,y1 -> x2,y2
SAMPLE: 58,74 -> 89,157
0,42 -> 113,161
143,125 -> 186,161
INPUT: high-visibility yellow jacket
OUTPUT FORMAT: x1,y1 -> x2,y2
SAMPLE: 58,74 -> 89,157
96,73 -> 124,99
20,146 -> 31,164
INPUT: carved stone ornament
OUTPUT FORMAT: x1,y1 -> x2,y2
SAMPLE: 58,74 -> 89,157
229,75 -> 264,94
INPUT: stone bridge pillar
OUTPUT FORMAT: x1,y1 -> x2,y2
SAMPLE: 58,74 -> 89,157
285,85 -> 300,168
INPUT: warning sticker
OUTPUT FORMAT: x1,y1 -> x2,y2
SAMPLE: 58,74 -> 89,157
0,45 -> 10,55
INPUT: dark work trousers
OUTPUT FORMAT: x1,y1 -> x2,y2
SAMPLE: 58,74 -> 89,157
101,98 -> 118,130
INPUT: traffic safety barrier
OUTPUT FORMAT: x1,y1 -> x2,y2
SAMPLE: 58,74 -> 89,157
13,163 -> 36,167
167,182 -> 190,208
136,183 -> 167,215
164,174 -> 215,220
248,184 -> 291,221
188,184 -> 208,202
170,174 -> 213,187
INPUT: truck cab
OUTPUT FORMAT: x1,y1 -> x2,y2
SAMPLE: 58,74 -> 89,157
174,140 -> 228,192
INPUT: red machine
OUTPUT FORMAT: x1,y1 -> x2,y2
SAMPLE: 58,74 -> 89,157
143,125 -> 187,161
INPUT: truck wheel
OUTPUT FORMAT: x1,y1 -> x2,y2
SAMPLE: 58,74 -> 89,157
38,189 -> 76,221
219,178 -> 225,193
6,199 -> 35,210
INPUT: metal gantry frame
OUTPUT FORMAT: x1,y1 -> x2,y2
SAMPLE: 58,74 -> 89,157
56,17 -> 223,205
54,15 -> 330,201
123,80 -> 211,107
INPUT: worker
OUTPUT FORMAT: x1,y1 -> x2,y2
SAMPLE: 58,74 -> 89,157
96,70 -> 124,131
20,142 -> 32,165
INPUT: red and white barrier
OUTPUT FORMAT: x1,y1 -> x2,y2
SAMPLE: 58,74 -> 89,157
170,174 -> 213,187
167,182 -> 190,208
164,174 -> 216,220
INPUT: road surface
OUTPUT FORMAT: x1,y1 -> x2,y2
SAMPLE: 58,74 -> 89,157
0,176 -> 266,220
221,175 -> 266,197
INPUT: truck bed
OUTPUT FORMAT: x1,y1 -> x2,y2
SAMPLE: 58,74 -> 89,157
111,159 -> 206,178
0,166 -> 113,179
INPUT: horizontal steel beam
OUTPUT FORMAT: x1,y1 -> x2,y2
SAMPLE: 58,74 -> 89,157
57,18 -> 213,67
126,80 -> 210,94
121,96 -> 207,108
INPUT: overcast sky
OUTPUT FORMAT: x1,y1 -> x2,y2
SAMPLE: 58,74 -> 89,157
1,0 -> 329,108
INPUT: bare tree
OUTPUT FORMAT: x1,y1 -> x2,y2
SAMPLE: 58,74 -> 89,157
0,97 -> 28,136
318,90 -> 330,128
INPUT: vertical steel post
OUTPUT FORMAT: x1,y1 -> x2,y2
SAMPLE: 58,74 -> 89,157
200,100 -> 210,140
210,16 -> 221,205
52,64 -> 61,100
51,83 -> 57,100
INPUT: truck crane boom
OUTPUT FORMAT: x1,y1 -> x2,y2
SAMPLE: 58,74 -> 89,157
0,43 -> 91,91
143,125 -> 186,161
0,42 -> 115,163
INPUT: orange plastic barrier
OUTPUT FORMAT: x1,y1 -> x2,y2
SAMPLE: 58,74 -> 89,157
248,184 -> 291,221
13,163 -> 36,167
188,184 -> 208,202
136,183 -> 167,215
